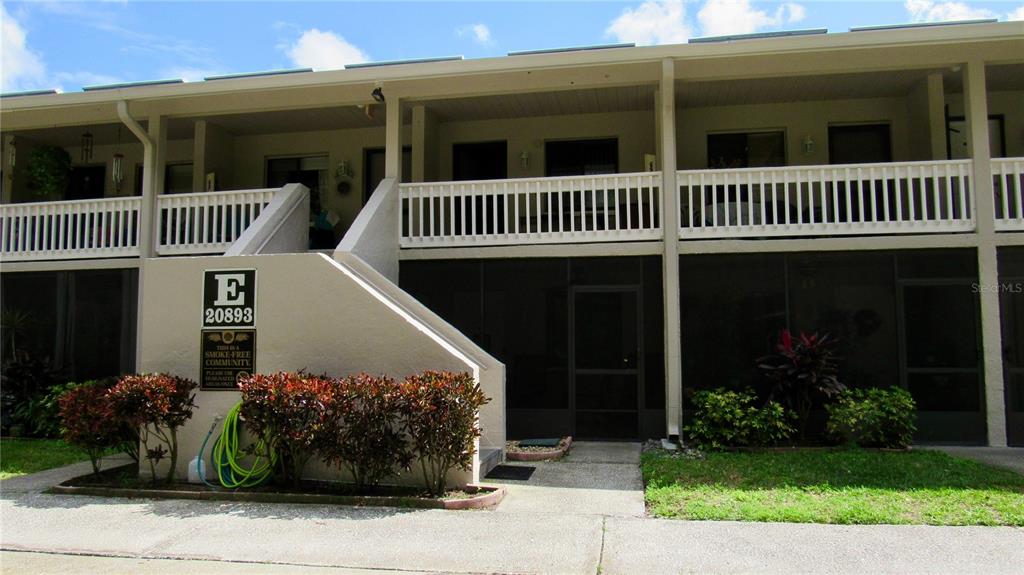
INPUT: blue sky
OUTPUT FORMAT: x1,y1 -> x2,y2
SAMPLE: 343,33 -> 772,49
2,1 -> 1022,93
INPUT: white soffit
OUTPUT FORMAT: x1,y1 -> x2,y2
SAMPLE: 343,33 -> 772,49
425,85 -> 657,122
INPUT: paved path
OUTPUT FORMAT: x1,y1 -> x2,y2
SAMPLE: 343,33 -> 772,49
2,446 -> 1023,574
487,441 -> 645,517
930,446 -> 1024,475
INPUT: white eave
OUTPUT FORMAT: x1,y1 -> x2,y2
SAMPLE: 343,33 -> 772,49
0,20 -> 1021,112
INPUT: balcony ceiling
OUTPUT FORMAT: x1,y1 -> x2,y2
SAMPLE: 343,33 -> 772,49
13,122 -> 160,148
186,105 -> 387,136
944,62 -> 1024,92
676,68 -> 958,107
423,85 -> 656,122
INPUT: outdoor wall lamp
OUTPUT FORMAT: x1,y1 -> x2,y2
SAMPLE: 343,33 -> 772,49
371,87 -> 385,103
802,135 -> 816,155
519,150 -> 530,168
7,141 -> 14,168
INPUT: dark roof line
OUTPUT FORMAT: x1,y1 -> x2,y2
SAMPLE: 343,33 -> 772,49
83,79 -> 184,92
205,68 -> 313,81
850,19 -> 998,32
0,89 -> 59,99
690,28 -> 827,44
508,43 -> 635,56
345,56 -> 463,69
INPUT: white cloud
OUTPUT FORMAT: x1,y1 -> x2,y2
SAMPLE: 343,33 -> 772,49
458,23 -> 492,44
904,0 -> 995,22
1007,5 -> 1024,20
698,0 -> 805,37
606,0 -> 692,45
285,29 -> 368,71
1,4 -> 47,92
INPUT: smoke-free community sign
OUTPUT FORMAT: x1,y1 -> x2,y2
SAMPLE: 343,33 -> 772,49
201,269 -> 257,389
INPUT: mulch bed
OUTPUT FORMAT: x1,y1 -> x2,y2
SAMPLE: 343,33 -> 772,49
505,436 -> 572,462
49,463 -> 504,510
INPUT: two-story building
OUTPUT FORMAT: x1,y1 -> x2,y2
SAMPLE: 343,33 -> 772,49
2,20 -> 1022,483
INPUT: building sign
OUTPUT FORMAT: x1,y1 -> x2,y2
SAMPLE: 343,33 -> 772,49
202,269 -> 257,390
203,269 -> 256,328
201,330 -> 256,389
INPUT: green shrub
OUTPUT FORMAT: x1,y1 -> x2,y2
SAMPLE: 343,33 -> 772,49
237,371 -> 333,488
826,387 -> 916,448
400,371 -> 489,496
108,373 -> 197,483
26,145 -> 72,198
57,380 -> 137,475
319,373 -> 411,490
0,357 -> 61,437
685,388 -> 795,451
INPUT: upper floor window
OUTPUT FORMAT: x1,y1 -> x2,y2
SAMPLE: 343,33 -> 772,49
707,131 -> 785,169
545,138 -> 618,177
828,124 -> 892,164
453,141 -> 507,181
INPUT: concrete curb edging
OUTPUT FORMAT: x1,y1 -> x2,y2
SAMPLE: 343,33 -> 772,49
506,437 -> 573,462
48,482 -> 505,510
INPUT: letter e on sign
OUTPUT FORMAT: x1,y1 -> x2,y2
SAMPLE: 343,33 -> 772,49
203,269 -> 256,328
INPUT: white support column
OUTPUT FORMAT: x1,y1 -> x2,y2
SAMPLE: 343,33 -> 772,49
192,120 -> 208,193
660,59 -> 682,439
925,73 -> 947,161
965,59 -> 1007,447
412,105 -> 427,183
385,97 -> 403,182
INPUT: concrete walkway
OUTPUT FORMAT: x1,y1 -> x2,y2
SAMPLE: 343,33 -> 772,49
487,441 -> 645,517
2,448 -> 1023,574
930,446 -> 1024,475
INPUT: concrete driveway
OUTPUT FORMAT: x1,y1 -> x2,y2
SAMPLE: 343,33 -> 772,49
487,441 -> 645,517
3,447 -> 1024,574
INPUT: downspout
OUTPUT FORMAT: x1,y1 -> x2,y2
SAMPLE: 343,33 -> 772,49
116,100 -> 156,258
117,100 -> 156,376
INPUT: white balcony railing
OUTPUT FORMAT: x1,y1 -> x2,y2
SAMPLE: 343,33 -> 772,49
677,160 -> 974,239
0,196 -> 142,261
156,189 -> 277,255
399,172 -> 662,247
994,158 -> 1024,232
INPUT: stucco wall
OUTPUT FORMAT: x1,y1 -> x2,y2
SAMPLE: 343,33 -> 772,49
676,97 -> 914,169
946,90 -> 1024,158
228,126 -> 409,233
6,138 -> 192,202
137,252 -> 503,486
436,110 -> 658,181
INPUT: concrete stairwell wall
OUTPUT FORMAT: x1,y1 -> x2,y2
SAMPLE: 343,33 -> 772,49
135,178 -> 505,486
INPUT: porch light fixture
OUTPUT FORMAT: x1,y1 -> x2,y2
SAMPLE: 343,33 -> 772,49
371,87 -> 385,103
802,135 -> 816,155
81,131 -> 94,162
519,150 -> 530,168
7,141 -> 14,168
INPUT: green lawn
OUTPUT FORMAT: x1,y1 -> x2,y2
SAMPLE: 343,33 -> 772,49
0,438 -> 89,480
642,449 -> 1024,526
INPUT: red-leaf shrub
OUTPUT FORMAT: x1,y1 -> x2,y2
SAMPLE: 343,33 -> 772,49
319,373 -> 411,490
400,371 -> 489,495
237,371 -> 332,487
58,380 -> 136,475
108,373 -> 197,483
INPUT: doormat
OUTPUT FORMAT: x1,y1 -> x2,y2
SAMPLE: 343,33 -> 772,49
485,465 -> 536,481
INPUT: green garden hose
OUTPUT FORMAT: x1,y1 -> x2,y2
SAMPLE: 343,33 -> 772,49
202,402 -> 276,489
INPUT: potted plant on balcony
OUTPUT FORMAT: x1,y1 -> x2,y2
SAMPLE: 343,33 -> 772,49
26,145 -> 72,200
